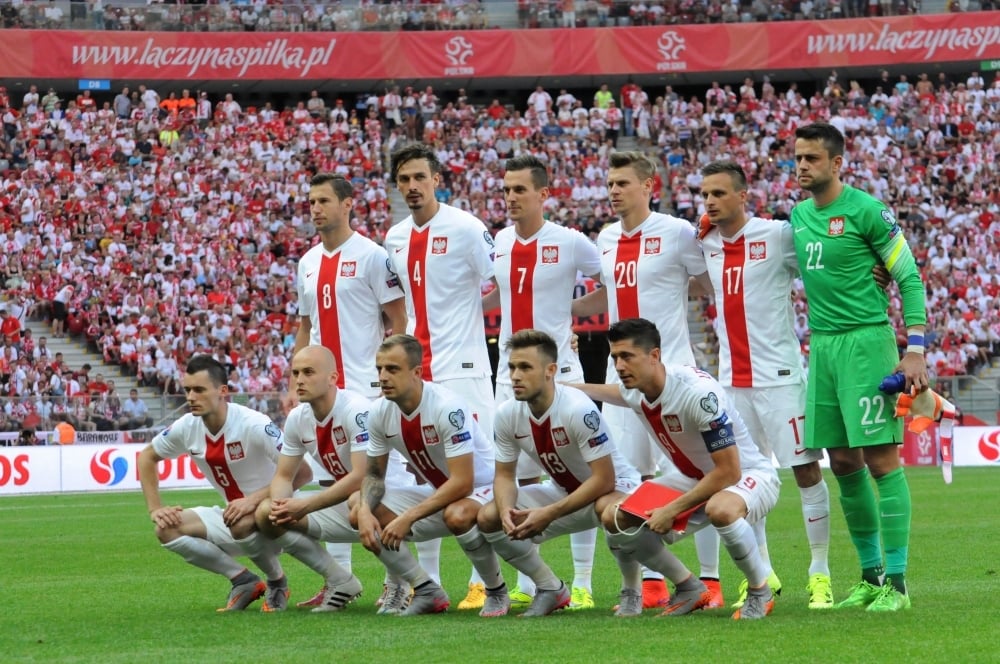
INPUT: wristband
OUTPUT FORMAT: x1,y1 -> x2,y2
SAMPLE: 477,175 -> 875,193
906,332 -> 925,355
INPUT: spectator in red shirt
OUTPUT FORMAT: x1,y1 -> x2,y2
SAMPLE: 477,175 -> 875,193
0,306 -> 21,345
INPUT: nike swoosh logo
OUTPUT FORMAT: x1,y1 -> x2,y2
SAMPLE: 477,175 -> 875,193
394,248 -> 404,253
302,439 -> 316,445
189,451 -> 202,457
710,252 -> 721,258
793,448 -> 807,455
807,515 -> 827,523
514,433 -> 531,440
495,253 -> 507,259
602,249 -> 613,255
794,227 -> 806,233
386,432 -> 398,437
306,271 -> 315,278
880,513 -> 904,518
864,428 -> 884,436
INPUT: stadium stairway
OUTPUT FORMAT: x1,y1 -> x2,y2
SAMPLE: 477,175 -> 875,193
23,321 -> 167,426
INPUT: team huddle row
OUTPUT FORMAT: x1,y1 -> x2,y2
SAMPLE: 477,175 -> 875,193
139,123 -> 929,618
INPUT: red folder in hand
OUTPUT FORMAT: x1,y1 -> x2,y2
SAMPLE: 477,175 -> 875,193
619,481 -> 705,532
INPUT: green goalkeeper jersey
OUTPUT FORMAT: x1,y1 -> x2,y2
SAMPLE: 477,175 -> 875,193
790,184 -> 926,334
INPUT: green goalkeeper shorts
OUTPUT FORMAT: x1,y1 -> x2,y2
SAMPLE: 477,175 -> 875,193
805,324 -> 904,449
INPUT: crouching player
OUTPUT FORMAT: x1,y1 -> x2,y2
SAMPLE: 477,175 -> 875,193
477,330 -> 640,617
254,346 -> 369,613
355,335 -> 505,616
574,319 -> 780,620
139,355 -> 301,612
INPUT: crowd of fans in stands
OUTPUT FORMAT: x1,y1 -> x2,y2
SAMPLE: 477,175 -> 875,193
1,60 -> 999,434
0,0 -> 961,34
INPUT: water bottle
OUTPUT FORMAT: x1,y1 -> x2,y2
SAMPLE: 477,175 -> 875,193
878,372 -> 907,394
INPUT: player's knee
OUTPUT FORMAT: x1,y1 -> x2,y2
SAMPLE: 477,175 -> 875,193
792,462 -> 823,487
155,524 -> 179,544
599,500 -> 625,531
476,502 -> 500,533
705,494 -> 744,527
443,501 -> 478,534
228,516 -> 257,540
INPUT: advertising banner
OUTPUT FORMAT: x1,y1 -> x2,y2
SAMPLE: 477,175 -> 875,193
2,14 -> 997,81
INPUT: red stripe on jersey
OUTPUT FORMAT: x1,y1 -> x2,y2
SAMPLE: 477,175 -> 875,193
400,413 -> 449,488
510,239 -> 537,332
640,402 -> 704,480
722,236 -> 753,387
530,418 -> 582,493
614,232 -> 642,320
204,434 -> 242,501
407,228 -> 433,379
316,421 -> 347,481
317,253 -> 346,389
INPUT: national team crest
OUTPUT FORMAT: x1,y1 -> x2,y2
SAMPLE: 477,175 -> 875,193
226,442 -> 245,461
422,425 -> 440,445
340,261 -> 357,277
332,427 -> 347,446
541,245 -> 560,264
552,427 -> 570,447
828,216 -> 845,236
664,414 -> 683,433
748,241 -> 767,260
644,237 -> 661,255
431,237 -> 448,254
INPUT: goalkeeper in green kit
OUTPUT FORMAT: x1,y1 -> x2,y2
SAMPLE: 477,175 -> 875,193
791,123 -> 928,613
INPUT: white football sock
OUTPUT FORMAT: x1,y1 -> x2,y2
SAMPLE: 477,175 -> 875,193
276,531 -> 351,585
570,528 -> 596,591
163,535 -> 244,578
752,516 -> 772,569
799,478 -> 831,576
717,519 -> 770,589
482,530 -> 559,591
454,526 -> 503,590
694,525 -> 721,579
234,532 -> 284,581
415,538 -> 441,584
325,541 -> 352,574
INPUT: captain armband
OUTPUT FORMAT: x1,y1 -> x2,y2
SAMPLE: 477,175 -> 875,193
701,413 -> 736,453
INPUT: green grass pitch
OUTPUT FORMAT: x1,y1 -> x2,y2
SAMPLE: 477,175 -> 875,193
2,467 -> 995,663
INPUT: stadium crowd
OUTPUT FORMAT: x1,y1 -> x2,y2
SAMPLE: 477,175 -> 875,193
1,65 -> 999,436
0,0 -> 946,34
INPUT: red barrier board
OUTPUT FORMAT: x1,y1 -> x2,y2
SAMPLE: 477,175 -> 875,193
3,14 -> 998,81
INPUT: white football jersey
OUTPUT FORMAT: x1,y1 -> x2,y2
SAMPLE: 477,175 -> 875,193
281,388 -> 371,481
297,233 -> 404,398
494,385 -> 639,491
152,403 -> 283,501
493,222 -> 601,385
619,364 -> 774,490
367,381 -> 494,489
384,204 -> 495,381
597,212 -> 705,365
701,217 -> 803,388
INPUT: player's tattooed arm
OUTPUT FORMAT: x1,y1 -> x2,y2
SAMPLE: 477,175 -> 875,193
361,458 -> 387,510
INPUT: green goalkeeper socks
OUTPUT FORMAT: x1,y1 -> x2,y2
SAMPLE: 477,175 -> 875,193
836,467 -> 883,572
876,467 -> 912,577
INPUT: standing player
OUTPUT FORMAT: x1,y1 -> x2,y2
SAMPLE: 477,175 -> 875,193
481,155 -> 603,610
295,172 -> 406,394
138,355 -> 297,612
791,123 -> 928,612
355,335 -> 504,616
384,144 -> 498,609
575,319 -> 779,620
478,330 -> 640,617
698,161 -> 830,609
294,172 -> 408,608
572,151 -> 721,608
254,346 -> 368,613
